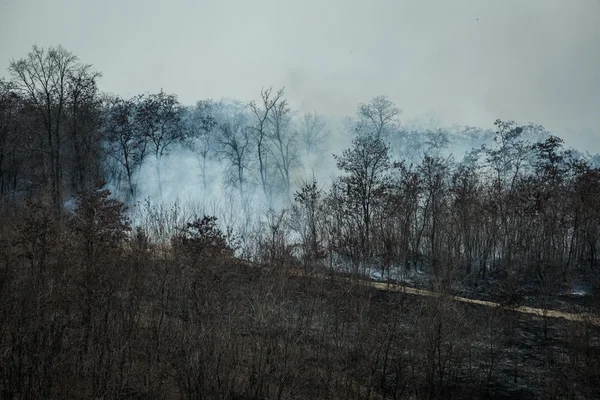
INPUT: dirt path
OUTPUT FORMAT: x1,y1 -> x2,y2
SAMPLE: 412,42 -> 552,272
349,277 -> 600,326
292,268 -> 600,326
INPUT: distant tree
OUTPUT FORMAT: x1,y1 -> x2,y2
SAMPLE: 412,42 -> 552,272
183,102 -> 218,197
300,111 -> 330,155
334,132 -> 391,258
64,63 -> 103,194
70,184 -> 131,264
172,215 -> 234,260
135,90 -> 184,197
293,178 -> 325,265
450,163 -> 482,277
213,100 -> 253,201
519,123 -> 550,144
267,97 -> 299,199
589,153 -> 600,168
418,155 -> 451,277
424,129 -> 450,156
0,79 -> 24,203
9,45 -> 100,209
103,95 -> 147,199
455,125 -> 495,157
483,119 -> 531,190
249,87 -> 285,203
395,129 -> 426,163
357,95 -> 401,139
473,120 -> 533,276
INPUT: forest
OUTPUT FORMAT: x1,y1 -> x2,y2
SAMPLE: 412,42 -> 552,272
1,44 -> 599,399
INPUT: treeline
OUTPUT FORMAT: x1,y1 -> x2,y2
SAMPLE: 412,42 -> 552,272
5,45 -> 597,213
2,44 -> 600,307
2,44 -> 600,296
303,121 -> 600,287
0,46 -> 330,209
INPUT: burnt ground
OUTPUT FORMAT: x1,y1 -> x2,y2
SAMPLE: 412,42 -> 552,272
7,255 -> 595,399
456,272 -> 600,316
354,262 -> 600,316
289,262 -> 600,399
357,282 -> 600,399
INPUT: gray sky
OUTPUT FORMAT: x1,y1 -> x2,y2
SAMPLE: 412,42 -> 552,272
1,0 -> 599,150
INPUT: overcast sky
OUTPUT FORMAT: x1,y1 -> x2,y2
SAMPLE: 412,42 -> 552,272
1,0 -> 599,151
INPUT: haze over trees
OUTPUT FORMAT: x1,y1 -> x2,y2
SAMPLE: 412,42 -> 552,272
1,44 -> 599,399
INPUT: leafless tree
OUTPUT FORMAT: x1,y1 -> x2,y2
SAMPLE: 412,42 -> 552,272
267,98 -> 299,200
357,95 -> 401,139
249,87 -> 285,203
333,132 -> 391,260
9,45 -> 97,209
0,79 -> 24,204
103,94 -> 147,200
418,155 -> 451,280
135,90 -> 184,198
64,63 -> 103,194
214,101 -> 253,201
292,178 -> 325,267
182,101 -> 218,199
300,111 -> 330,156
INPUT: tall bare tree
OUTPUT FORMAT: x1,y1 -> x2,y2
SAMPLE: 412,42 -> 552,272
216,110 -> 253,201
249,87 -> 285,203
135,90 -> 184,198
183,101 -> 218,197
9,45 -> 97,209
418,155 -> 450,278
103,95 -> 147,199
293,178 -> 325,266
300,111 -> 329,155
267,98 -> 299,200
65,64 -> 103,193
0,79 -> 23,203
357,95 -> 401,139
334,132 -> 391,259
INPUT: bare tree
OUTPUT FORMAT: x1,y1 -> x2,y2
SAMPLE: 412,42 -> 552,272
103,95 -> 147,200
293,178 -> 325,266
182,101 -> 218,199
418,155 -> 450,280
135,90 -> 184,197
64,63 -> 103,194
9,45 -> 93,209
213,100 -> 253,201
357,95 -> 401,139
249,87 -> 285,203
424,129 -> 450,156
484,119 -> 531,191
450,163 -> 482,278
300,111 -> 329,155
267,98 -> 299,200
219,122 -> 253,199
0,79 -> 24,203
334,132 -> 391,259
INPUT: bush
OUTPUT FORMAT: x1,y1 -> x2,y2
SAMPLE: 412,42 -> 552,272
171,215 -> 235,260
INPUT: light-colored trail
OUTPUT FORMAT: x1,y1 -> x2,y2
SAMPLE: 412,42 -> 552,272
367,279 -> 600,326
295,270 -> 600,326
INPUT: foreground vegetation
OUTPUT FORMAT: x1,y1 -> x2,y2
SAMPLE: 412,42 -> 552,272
0,187 -> 598,399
